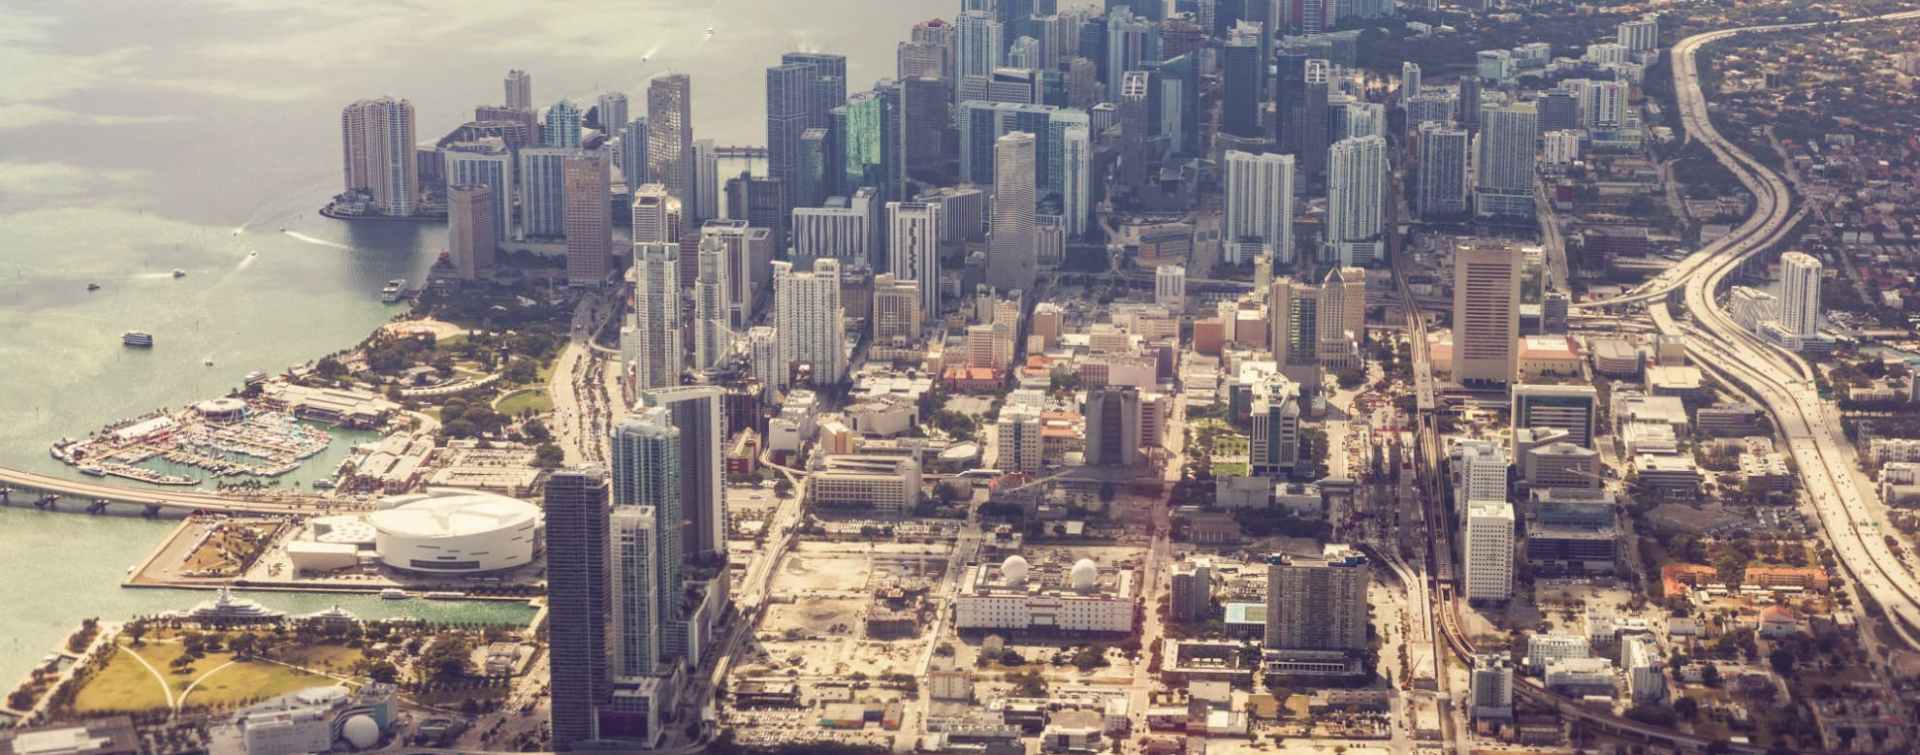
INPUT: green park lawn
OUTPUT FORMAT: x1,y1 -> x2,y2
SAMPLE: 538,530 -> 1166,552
496,389 -> 554,416
71,639 -> 339,714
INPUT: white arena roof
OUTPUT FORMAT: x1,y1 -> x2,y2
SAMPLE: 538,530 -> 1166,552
368,490 -> 539,539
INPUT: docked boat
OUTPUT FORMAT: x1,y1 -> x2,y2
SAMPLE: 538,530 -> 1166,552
380,588 -> 409,600
423,591 -> 466,600
79,465 -> 106,477
123,331 -> 154,347
173,588 -> 286,624
244,369 -> 269,385
380,279 -> 407,303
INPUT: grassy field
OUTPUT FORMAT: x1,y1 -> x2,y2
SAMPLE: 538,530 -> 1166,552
496,389 -> 554,416
71,639 -> 340,714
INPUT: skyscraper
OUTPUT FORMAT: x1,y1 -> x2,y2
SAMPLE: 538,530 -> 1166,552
1062,124 -> 1091,237
1105,9 -> 1156,94
839,86 -> 903,203
782,52 -> 849,128
563,152 -> 612,285
692,233 -> 732,370
447,185 -> 496,280
1778,251 -> 1822,338
691,139 -> 720,223
1264,546 -> 1371,651
873,273 -> 924,342
505,69 -> 533,111
618,117 -> 648,188
631,242 -> 681,390
767,62 -> 819,197
903,18 -> 957,81
340,97 -> 418,216
596,92 -> 629,133
1474,102 -> 1538,218
609,505 -> 660,677
520,147 -> 573,240
1401,61 -> 1422,99
1452,240 -> 1521,385
1085,387 -> 1143,467
1325,135 -> 1388,267
899,76 -> 950,180
1223,150 -> 1296,264
543,100 -> 583,148
1299,59 -> 1331,186
956,11 -> 1005,99
1465,501 -> 1515,602
636,386 -> 731,562
1316,266 -> 1367,369
647,74 -> 695,222
988,132 -> 1037,293
544,467 -> 610,751
443,140 -> 512,245
702,219 -> 774,328
1221,23 -> 1265,139
774,258 -> 848,387
611,410 -> 684,618
887,201 -> 942,320
629,184 -> 679,245
1416,123 -> 1470,219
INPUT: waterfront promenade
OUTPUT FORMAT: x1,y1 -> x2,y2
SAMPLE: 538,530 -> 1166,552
0,466 -> 343,516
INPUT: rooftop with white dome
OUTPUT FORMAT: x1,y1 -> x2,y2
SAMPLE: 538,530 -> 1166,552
956,551 -> 1138,634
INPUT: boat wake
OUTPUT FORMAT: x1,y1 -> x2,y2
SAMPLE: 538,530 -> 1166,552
236,252 -> 258,270
282,231 -> 351,251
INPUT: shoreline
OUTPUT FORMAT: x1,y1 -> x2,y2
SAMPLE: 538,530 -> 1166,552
317,205 -> 447,223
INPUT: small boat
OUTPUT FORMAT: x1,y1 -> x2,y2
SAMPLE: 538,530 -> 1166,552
87,283 -> 100,292
244,369 -> 268,385
380,588 -> 409,600
79,465 -> 106,477
705,25 -> 716,39
381,278 -> 407,303
248,250 -> 258,257
172,269 -> 186,278
123,331 -> 155,347
424,591 -> 466,600
203,355 -> 215,367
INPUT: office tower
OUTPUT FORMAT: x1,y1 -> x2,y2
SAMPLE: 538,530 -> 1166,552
1464,500 -> 1515,602
1512,384 -> 1599,448
1156,264 -> 1186,310
1452,240 -> 1521,385
783,52 -> 849,127
1326,135 -> 1388,267
1221,25 -> 1265,139
887,201 -> 942,319
1452,439 -> 1508,516
1062,124 -> 1091,237
1779,251 -> 1822,338
595,92 -> 628,134
1115,70 -> 1152,188
1618,16 -> 1659,51
795,128 -> 832,209
1169,561 -> 1212,623
1151,52 -> 1201,157
699,219 -> 771,328
954,101 -> 1087,193
544,467 -> 610,751
630,242 -> 681,390
448,185 -> 496,280
1250,375 -> 1301,476
956,11 -> 1005,99
618,117 -> 648,188
1267,276 -> 1319,367
911,17 -> 958,76
609,410 -> 685,674
899,40 -> 949,80
988,67 -> 1041,105
1316,266 -> 1366,368
505,69 -> 533,111
340,97 -> 418,216
692,233 -> 732,370
1416,123 -> 1470,219
563,152 -> 612,285
637,386 -> 730,562
1474,102 -> 1537,219
630,184 -> 679,244
873,273 -> 924,342
1401,61 -> 1422,98
520,147 -> 573,240
1264,546 -> 1370,650
1105,9 -> 1155,94
647,74 -> 694,221
1297,59 -> 1331,185
542,100 -> 583,148
1066,57 -> 1101,110
839,86 -> 903,202
989,132 -> 1037,293
1085,387 -> 1142,467
1470,656 -> 1516,721
773,259 -> 848,387
1543,129 -> 1580,167
899,77 -> 950,182
1537,90 -> 1578,132
443,140 -> 512,245
1458,76 -> 1481,129
609,504 -> 660,678
724,172 -> 789,254
1405,90 -> 1458,130
767,62 -> 819,197
1223,151 -> 1296,264
690,139 -> 719,223
1007,37 -> 1041,70
996,404 -> 1044,472
918,185 -> 987,243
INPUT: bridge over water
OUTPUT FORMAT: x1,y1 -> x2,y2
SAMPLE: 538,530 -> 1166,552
0,466 -> 339,517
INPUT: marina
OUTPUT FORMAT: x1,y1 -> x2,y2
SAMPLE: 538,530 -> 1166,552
51,397 -> 341,485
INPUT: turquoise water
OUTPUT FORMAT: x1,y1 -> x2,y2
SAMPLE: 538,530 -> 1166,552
0,0 -> 952,692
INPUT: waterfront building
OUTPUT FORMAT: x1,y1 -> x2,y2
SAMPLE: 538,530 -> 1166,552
340,97 -> 418,216
447,184 -> 496,279
505,69 -> 532,110
647,74 -> 695,220
630,184 -> 679,245
596,92 -> 628,133
563,151 -> 612,285
543,100 -> 583,148
443,140 -> 512,246
519,146 -> 574,240
618,117 -> 648,188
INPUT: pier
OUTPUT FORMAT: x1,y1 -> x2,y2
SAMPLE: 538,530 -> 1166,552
0,466 -> 338,516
